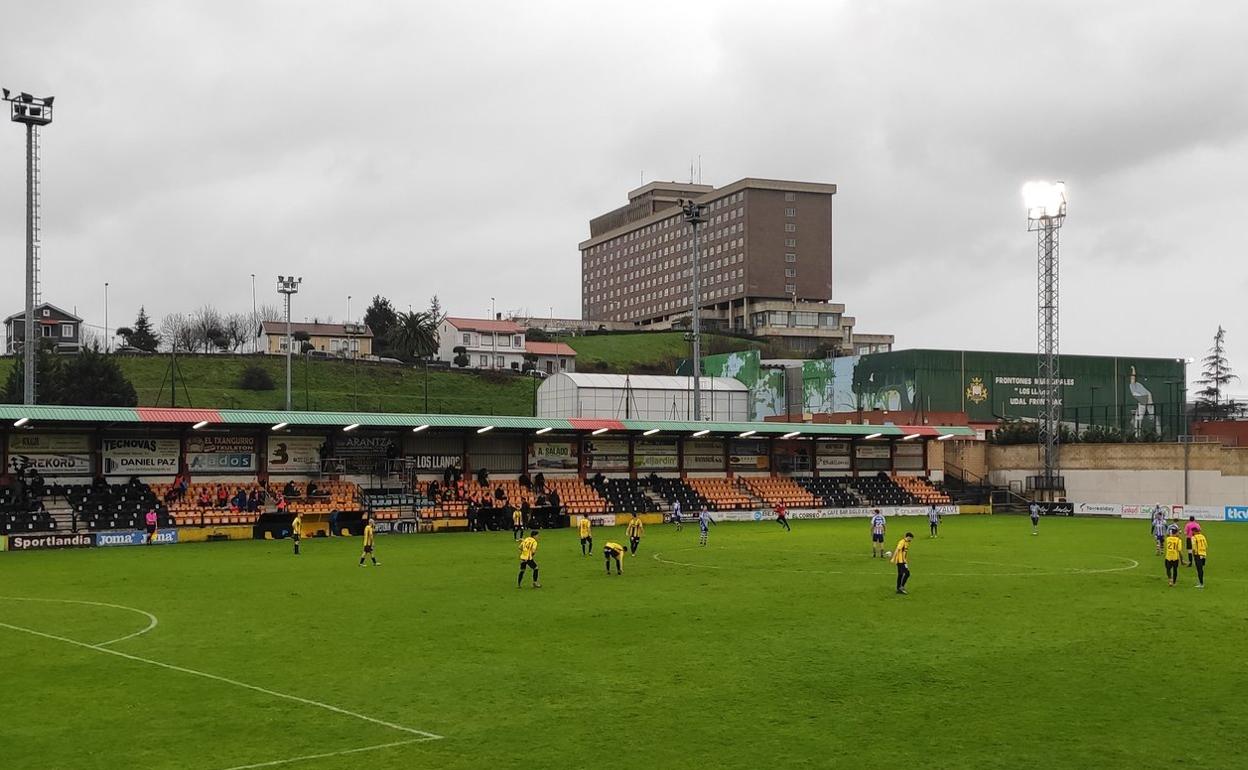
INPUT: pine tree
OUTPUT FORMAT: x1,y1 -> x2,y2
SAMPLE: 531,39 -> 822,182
1195,326 -> 1239,420
125,307 -> 161,352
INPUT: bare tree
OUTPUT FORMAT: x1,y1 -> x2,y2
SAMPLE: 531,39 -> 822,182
191,305 -> 225,354
159,313 -> 197,353
223,313 -> 250,352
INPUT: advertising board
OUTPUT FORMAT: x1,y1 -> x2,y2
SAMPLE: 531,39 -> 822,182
634,438 -> 678,470
6,433 -> 93,476
267,436 -> 323,474
102,438 -> 180,475
684,439 -> 725,470
528,441 -> 578,471
185,435 -> 256,473
711,505 -> 958,523
583,439 -> 629,471
1226,506 -> 1248,522
6,453 -> 92,475
334,436 -> 396,458
6,533 -> 95,551
855,444 -> 890,459
95,529 -> 179,547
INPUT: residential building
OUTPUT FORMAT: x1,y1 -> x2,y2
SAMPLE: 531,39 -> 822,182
438,316 -> 527,370
261,321 -> 373,357
578,178 -> 893,354
525,341 -> 577,374
4,303 -> 83,354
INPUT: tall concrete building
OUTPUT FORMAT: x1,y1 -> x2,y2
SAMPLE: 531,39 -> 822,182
578,178 -> 892,354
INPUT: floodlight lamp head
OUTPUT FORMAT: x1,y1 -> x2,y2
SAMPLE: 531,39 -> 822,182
1,88 -> 8,99
1023,181 -> 1067,221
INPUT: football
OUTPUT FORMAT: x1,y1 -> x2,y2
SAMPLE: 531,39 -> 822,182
883,551 -> 892,559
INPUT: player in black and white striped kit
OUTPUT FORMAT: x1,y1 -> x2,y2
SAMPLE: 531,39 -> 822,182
670,500 -> 683,531
870,509 -> 887,558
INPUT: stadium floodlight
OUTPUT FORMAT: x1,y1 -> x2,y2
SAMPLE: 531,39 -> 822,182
642,428 -> 660,436
679,198 -> 708,421
738,430 -> 756,437
1024,180 -> 1068,500
13,417 -> 30,427
535,427 -> 553,435
937,434 -> 954,441
277,275 -> 303,412
591,427 -> 609,435
691,429 -> 710,437
781,431 -> 801,439
863,432 -> 883,440
271,422 -> 288,431
903,433 -> 921,441
4,88 -> 55,404
413,424 -> 429,433
191,420 -> 209,430
477,425 -> 494,434
343,423 -> 360,432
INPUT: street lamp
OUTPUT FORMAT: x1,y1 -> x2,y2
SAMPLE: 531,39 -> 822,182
1023,181 -> 1067,500
277,275 -> 303,411
679,198 -> 708,420
104,282 -> 110,353
4,89 -> 54,404
250,273 -> 257,353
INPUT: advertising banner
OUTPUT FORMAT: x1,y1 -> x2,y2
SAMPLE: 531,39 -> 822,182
634,454 -> 679,470
711,505 -> 959,523
855,444 -> 890,459
583,439 -> 628,471
1226,506 -> 1248,522
634,438 -> 677,470
185,435 -> 256,473
634,439 -> 677,455
528,441 -> 578,470
95,529 -> 179,547
267,436 -> 323,474
102,438 -> 180,476
728,439 -> 769,471
6,434 -> 90,453
409,454 -> 462,472
1076,502 -> 1122,516
6,533 -> 95,551
684,439 -> 725,470
815,455 -> 852,470
6,453 -> 92,475
334,436 -> 396,458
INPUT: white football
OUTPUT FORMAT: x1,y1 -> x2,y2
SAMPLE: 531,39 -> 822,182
883,551 -> 892,559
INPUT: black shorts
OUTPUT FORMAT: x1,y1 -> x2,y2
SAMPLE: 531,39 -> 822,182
604,549 -> 622,559
580,536 -> 591,544
363,545 -> 373,553
1165,558 -> 1179,568
146,525 -> 157,535
519,559 -> 537,569
872,533 -> 884,543
1186,537 -> 1193,549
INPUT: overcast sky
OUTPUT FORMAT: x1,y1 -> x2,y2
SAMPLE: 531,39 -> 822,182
2,1 -> 1246,390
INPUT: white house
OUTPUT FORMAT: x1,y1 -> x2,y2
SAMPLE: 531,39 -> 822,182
525,341 -> 577,374
438,317 -> 527,371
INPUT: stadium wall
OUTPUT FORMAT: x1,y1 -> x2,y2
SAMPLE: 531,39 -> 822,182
987,442 -> 1248,508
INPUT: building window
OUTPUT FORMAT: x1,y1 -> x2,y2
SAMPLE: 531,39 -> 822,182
42,326 -> 52,338
784,223 -> 796,233
785,283 -> 796,294
60,324 -> 74,338
462,332 -> 470,345
560,358 -> 568,370
498,335 -> 509,348
785,238 -> 796,247
495,355 -> 504,368
785,192 -> 796,201
784,207 -> 796,217
785,253 -> 796,262
785,268 -> 796,278
514,335 -> 522,348
480,355 -> 489,367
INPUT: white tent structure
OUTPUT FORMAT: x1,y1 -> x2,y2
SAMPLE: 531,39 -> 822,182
536,373 -> 749,421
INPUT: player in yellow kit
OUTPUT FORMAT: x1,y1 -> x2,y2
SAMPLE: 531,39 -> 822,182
512,507 -> 524,541
603,541 -> 626,575
517,530 -> 541,588
578,515 -> 593,556
290,512 -> 302,555
627,514 -> 644,554
891,532 -> 913,595
1163,525 -> 1183,587
1191,526 -> 1208,588
358,516 -> 379,567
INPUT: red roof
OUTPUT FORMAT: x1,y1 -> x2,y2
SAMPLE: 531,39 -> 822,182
568,418 -> 626,431
444,317 -> 522,334
525,341 -> 577,356
137,408 -> 223,424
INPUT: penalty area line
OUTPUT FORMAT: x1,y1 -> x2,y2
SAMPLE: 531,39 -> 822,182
219,737 -> 440,770
0,620 -> 444,749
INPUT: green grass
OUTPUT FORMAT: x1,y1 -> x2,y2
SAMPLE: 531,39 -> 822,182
0,355 -> 535,415
566,332 -> 768,373
0,515 -> 1241,769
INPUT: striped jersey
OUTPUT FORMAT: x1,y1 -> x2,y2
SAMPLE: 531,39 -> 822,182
870,514 -> 886,534
699,510 -> 712,530
1151,517 -> 1167,537
927,507 -> 940,523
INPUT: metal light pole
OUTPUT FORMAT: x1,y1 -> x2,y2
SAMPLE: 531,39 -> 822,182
680,198 -> 708,420
1024,181 -> 1067,501
104,282 -> 110,352
491,296 -> 497,370
278,275 -> 302,411
250,273 -> 257,353
4,89 -> 54,404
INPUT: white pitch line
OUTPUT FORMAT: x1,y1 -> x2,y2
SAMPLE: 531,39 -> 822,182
0,596 -> 160,647
219,737 -> 438,770
651,550 -> 1140,578
0,620 -> 443,742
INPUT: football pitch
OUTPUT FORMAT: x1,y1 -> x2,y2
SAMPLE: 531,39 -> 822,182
1,515 -> 1242,769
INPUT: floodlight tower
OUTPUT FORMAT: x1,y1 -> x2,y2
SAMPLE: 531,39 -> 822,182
277,275 -> 303,411
3,89 -> 54,405
679,198 -> 708,420
1023,181 -> 1067,500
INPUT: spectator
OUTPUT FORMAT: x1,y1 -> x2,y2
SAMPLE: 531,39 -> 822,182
519,472 -> 532,490
282,480 -> 298,498
548,488 -> 561,516
197,489 -> 212,508
246,489 -> 260,512
477,467 -> 489,487
275,493 -> 288,513
216,486 -> 229,508
534,472 -> 545,493
451,463 -> 462,483
386,441 -> 399,461
328,508 -> 340,536
443,464 -> 453,487
591,472 -> 605,487
307,480 -> 321,498
428,480 -> 440,501
232,488 -> 248,511
494,485 -> 507,502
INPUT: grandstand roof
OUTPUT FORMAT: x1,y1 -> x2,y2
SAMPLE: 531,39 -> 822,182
0,404 -> 975,438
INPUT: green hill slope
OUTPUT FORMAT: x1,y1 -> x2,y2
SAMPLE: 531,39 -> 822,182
566,332 -> 772,373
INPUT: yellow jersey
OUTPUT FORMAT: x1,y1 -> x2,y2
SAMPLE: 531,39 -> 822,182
363,524 -> 374,547
513,509 -> 523,526
578,517 -> 592,537
519,536 -> 538,561
891,538 -> 909,565
604,541 -> 626,558
1164,535 -> 1183,561
1192,533 -> 1208,558
291,516 -> 302,536
627,518 -> 644,537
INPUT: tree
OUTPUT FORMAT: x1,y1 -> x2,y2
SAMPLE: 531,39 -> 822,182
1,340 -> 63,404
55,348 -> 138,406
522,353 -> 538,373
223,313 -> 250,352
117,307 -> 161,352
159,313 -> 197,353
1195,326 -> 1239,420
365,296 -> 398,357
452,345 -> 470,368
428,294 -> 445,325
191,305 -> 225,353
388,310 -> 439,362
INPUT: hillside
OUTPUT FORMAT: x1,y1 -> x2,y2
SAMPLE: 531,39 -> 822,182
0,355 -> 535,415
